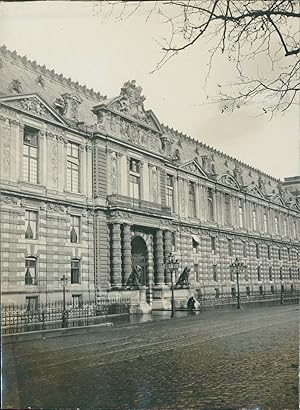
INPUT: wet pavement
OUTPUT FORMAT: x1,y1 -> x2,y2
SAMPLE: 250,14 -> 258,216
3,305 -> 299,410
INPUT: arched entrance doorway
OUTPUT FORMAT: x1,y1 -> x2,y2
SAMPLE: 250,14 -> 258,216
131,236 -> 150,302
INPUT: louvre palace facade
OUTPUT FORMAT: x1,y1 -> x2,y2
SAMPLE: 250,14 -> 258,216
0,46 -> 299,310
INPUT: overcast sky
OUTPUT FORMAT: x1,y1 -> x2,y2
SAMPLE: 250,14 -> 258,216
0,1 -> 299,181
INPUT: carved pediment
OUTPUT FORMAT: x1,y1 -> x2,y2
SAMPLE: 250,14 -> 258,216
289,201 -> 300,211
247,184 -> 265,199
0,94 -> 68,126
217,174 -> 240,190
180,160 -> 208,178
268,192 -> 285,206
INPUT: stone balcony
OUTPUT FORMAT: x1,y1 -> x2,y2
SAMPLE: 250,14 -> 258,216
107,194 -> 171,216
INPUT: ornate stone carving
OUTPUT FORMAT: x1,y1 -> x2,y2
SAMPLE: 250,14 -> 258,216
0,195 -> 19,207
68,206 -> 83,215
50,140 -> 58,185
36,74 -> 45,88
152,166 -> 159,202
1,122 -> 10,173
111,152 -> 118,194
201,155 -> 216,175
61,93 -> 82,120
22,199 -> 41,208
111,80 -> 149,124
233,164 -> 244,186
258,175 -> 266,192
47,203 -> 65,213
218,174 -> 239,189
8,79 -> 23,94
20,97 -> 47,117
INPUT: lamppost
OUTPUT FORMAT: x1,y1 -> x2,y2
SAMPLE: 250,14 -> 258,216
280,281 -> 284,305
61,274 -> 68,328
230,257 -> 247,309
167,252 -> 179,318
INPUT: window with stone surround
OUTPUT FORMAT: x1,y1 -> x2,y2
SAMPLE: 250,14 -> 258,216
278,247 -> 282,260
224,193 -> 231,225
25,210 -> 38,240
267,245 -> 271,260
72,294 -> 83,307
228,239 -> 233,256
238,199 -> 244,228
70,215 -> 80,243
274,215 -> 279,235
263,211 -> 268,233
289,267 -> 292,280
252,207 -> 257,231
129,158 -> 140,200
25,257 -> 37,285
283,219 -> 287,236
211,236 -> 216,254
166,174 -> 174,212
207,188 -> 214,221
292,220 -> 296,238
23,126 -> 39,183
269,266 -> 273,281
26,296 -> 38,310
256,243 -> 260,258
243,241 -> 247,258
279,266 -> 283,280
188,182 -> 196,217
67,142 -> 80,193
257,266 -> 261,281
171,232 -> 176,252
71,258 -> 80,284
213,264 -> 218,281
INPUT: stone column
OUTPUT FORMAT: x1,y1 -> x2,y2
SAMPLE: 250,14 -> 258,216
111,223 -> 122,288
154,229 -> 165,286
122,224 -> 132,286
164,230 -> 172,285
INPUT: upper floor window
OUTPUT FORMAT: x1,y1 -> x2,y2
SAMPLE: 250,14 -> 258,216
70,215 -> 80,243
192,238 -> 198,254
224,194 -> 231,225
269,266 -> 273,281
274,216 -> 279,235
267,245 -> 271,260
166,174 -> 174,212
207,188 -> 214,221
129,158 -> 140,200
292,220 -> 296,238
263,212 -> 268,233
238,199 -> 244,228
283,219 -> 287,236
213,264 -> 218,282
71,258 -> 80,284
25,210 -> 38,239
243,241 -> 247,258
188,182 -> 196,217
23,126 -> 39,183
171,232 -> 176,252
252,207 -> 257,231
256,243 -> 260,259
25,256 -> 37,285
67,142 -> 80,193
257,266 -> 261,281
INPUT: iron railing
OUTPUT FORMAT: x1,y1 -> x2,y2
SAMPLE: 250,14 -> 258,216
107,194 -> 172,215
2,298 -> 130,335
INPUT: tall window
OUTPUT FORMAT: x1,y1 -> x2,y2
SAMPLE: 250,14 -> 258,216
211,236 -> 216,254
213,264 -> 218,281
171,232 -> 176,252
269,266 -> 273,281
25,257 -> 37,285
71,258 -> 80,284
243,241 -> 247,258
192,238 -> 198,254
207,188 -> 214,221
129,158 -> 140,200
224,194 -> 231,225
274,216 -> 279,235
267,245 -> 271,260
26,296 -> 38,311
72,294 -> 83,307
166,174 -> 174,212
25,210 -> 38,239
67,142 -> 80,192
23,126 -> 38,183
252,207 -> 257,231
188,182 -> 196,217
263,211 -> 268,233
70,215 -> 80,243
283,219 -> 287,236
289,267 -> 292,280
279,267 -> 283,280
228,239 -> 233,256
257,266 -> 261,281
256,243 -> 260,258
238,199 -> 244,228
292,220 -> 296,238
278,248 -> 282,260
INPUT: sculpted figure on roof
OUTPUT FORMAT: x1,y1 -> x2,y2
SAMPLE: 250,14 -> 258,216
114,80 -> 149,123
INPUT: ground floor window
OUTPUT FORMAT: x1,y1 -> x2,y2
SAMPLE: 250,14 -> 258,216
72,294 -> 83,307
26,296 -> 38,310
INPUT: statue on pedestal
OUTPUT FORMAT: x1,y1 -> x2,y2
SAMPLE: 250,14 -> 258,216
175,267 -> 191,288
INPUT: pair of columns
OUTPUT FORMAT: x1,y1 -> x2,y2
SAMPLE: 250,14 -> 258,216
110,223 -> 173,289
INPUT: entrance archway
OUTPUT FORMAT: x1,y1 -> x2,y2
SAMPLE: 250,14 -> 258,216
131,236 -> 148,287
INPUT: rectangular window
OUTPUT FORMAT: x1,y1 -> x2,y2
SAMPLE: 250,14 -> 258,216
257,266 -> 261,281
71,259 -> 80,284
256,243 -> 260,259
166,174 -> 174,212
289,267 -> 292,280
224,194 -> 231,225
271,285 -> 275,294
231,287 -> 236,297
192,238 -> 198,254
188,182 -> 196,217
263,212 -> 268,233
269,266 -> 273,281
228,239 -> 233,256
252,208 -> 257,231
25,210 -> 38,239
23,126 -> 39,183
171,232 -> 176,252
129,159 -> 140,200
213,264 -> 218,282
207,188 -> 214,221
292,221 -> 296,238
211,236 -> 216,254
215,288 -> 220,298
267,245 -> 271,260
26,296 -> 38,311
279,267 -> 283,280
283,219 -> 287,236
275,216 -> 279,235
25,257 -> 37,285
278,248 -> 282,260
70,215 -> 80,243
67,142 -> 80,192
259,285 -> 263,295
243,242 -> 247,258
246,286 -> 251,296
238,199 -> 244,228
72,294 -> 83,307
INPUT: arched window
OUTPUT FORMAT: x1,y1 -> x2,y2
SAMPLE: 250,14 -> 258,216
71,258 -> 81,284
25,256 -> 37,285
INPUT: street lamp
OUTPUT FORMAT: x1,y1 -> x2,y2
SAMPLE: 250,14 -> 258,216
61,274 -> 68,328
167,252 -> 179,318
230,257 -> 247,309
280,281 -> 284,305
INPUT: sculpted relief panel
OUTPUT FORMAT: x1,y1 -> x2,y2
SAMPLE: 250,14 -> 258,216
0,120 -> 11,178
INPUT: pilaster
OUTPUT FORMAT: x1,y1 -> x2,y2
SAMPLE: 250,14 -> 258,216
111,223 -> 122,288
154,229 -> 165,286
122,224 -> 132,286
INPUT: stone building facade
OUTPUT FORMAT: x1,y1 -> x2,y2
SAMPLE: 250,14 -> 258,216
0,46 -> 299,309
